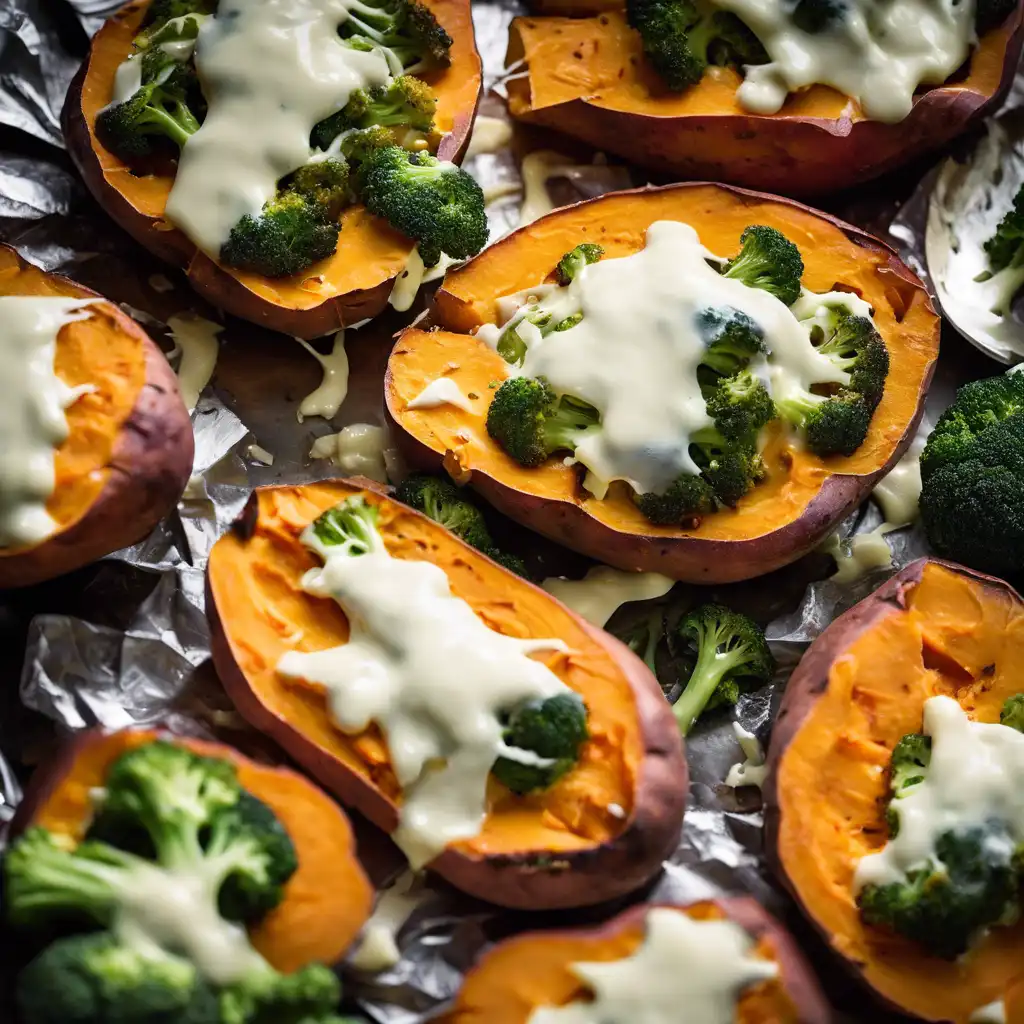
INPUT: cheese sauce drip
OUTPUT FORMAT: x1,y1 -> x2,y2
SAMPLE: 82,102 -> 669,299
0,297 -> 96,548
276,520 -> 570,868
527,907 -> 778,1024
541,566 -> 674,627
855,696 -> 1024,891
407,377 -> 477,411
478,220 -> 846,498
716,0 -> 976,123
165,0 -> 390,257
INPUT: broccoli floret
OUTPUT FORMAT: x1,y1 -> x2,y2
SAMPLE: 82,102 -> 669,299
16,932 -> 219,1024
220,192 -> 338,279
491,693 -> 589,794
704,369 -> 776,442
625,0 -> 767,92
286,160 -> 351,221
339,0 -> 452,71
354,146 -> 487,267
816,313 -> 890,412
884,732 -> 932,836
976,0 -> 1017,34
618,607 -> 667,678
635,472 -> 715,524
486,376 -> 601,468
493,307 -> 552,367
721,225 -> 804,307
919,374 -> 1024,576
776,389 -> 872,457
859,820 -> 1022,960
689,427 -> 765,507
395,474 -> 493,551
218,962 -> 342,1024
1001,694 -> 1024,732
311,77 -> 436,151
309,496 -> 384,556
789,0 -> 847,33
980,184 -> 1024,314
95,53 -> 200,160
671,604 -> 774,734
696,305 -> 767,377
555,243 -> 604,285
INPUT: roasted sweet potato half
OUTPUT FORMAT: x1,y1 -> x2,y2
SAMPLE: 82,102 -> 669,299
442,899 -> 832,1023
62,0 -> 482,339
765,559 -> 1024,1022
205,478 -> 686,909
504,5 -> 1024,196
384,183 -> 939,584
8,727 -> 373,972
0,243 -> 192,589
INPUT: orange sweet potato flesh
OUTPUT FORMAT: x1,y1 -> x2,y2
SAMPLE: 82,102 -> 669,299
443,899 -> 833,1024
385,183 -> 938,584
0,243 -> 192,588
62,0 -> 482,338
15,728 -> 373,972
505,7 -> 1024,195
765,560 -> 1024,1022
205,478 -> 687,910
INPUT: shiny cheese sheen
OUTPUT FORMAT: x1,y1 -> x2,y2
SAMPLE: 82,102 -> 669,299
855,696 -> 1024,891
165,0 -> 390,257
406,377 -> 477,411
527,908 -> 778,1024
276,521 -> 570,868
0,297 -> 97,548
541,566 -> 674,627
478,220 -> 847,497
717,0 -> 976,123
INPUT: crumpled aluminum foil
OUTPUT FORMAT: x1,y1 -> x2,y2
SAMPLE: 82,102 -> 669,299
0,0 -> 994,1020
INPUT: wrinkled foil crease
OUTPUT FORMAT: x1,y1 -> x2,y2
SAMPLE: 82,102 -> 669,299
0,0 -> 966,1020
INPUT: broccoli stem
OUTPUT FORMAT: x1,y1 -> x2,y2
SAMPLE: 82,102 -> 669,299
672,625 -> 751,735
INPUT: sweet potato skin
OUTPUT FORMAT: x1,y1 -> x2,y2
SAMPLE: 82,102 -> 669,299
205,479 -> 687,910
386,182 -> 937,584
443,898 -> 833,1023
506,7 -> 1024,196
0,247 -> 192,589
763,558 -> 1024,1019
61,0 -> 481,339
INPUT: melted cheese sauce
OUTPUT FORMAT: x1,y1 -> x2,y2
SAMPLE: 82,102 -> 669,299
309,422 -> 389,481
518,150 -> 632,226
873,425 -> 926,526
822,525 -> 894,584
717,0 -> 976,123
349,870 -> 424,972
465,115 -> 513,159
541,566 -> 674,627
164,0 -> 391,256
854,696 -> 1024,891
0,297 -> 96,547
724,723 -> 768,790
407,377 -> 477,411
477,220 -> 847,497
528,907 -> 778,1024
167,313 -> 221,413
296,330 -> 349,422
971,1000 -> 1007,1023
275,521 -> 571,868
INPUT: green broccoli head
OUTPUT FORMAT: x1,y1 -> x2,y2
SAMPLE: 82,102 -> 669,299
555,243 -> 605,285
286,160 -> 351,221
704,368 -> 776,442
310,496 -> 384,556
722,225 -> 804,307
220,192 -> 339,279
312,76 -> 437,150
689,427 -> 765,507
858,820 -> 1023,960
340,0 -> 452,71
884,732 -> 931,836
985,185 -> 1024,275
634,472 -> 715,524
218,962 -> 342,1024
789,0 -> 847,33
354,147 -> 487,267
486,376 -> 601,468
672,603 -> 774,734
395,474 -> 494,551
695,305 -> 767,378
816,313 -> 890,412
919,374 -> 1024,575
1000,693 -> 1024,732
491,692 -> 589,794
485,547 -> 531,578
776,389 -> 872,458
95,54 -> 201,160
16,931 -> 219,1024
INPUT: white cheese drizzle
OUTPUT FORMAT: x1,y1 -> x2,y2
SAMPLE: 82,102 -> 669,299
465,115 -> 513,159
724,723 -> 768,790
0,297 -> 97,548
309,422 -> 389,482
541,566 -> 674,627
296,330 -> 349,422
873,424 -> 926,527
518,151 -> 632,226
821,525 -> 894,584
166,313 -> 221,413
971,1000 -> 1007,1024
854,696 -> 1024,892
477,221 -> 847,498
276,520 -> 571,868
527,907 -> 778,1024
164,0 -> 391,257
716,0 -> 976,124
349,870 -> 425,972
406,377 -> 476,412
